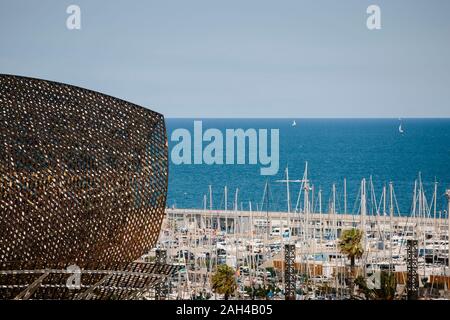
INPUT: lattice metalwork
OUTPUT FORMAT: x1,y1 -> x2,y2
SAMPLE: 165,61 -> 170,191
154,249 -> 168,300
0,74 -> 168,299
284,244 -> 296,300
0,261 -> 180,300
406,239 -> 419,300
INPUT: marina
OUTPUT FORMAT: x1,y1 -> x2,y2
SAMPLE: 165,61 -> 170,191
150,164 -> 450,300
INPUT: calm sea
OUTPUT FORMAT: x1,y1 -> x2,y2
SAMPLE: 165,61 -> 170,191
166,119 -> 450,216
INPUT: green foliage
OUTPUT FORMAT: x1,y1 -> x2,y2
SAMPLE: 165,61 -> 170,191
355,271 -> 397,300
317,282 -> 337,295
211,264 -> 237,300
355,275 -> 374,299
376,271 -> 396,300
265,267 -> 276,278
244,285 -> 274,299
339,228 -> 364,266
192,291 -> 211,300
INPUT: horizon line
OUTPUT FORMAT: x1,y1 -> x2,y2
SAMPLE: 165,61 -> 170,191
165,116 -> 450,119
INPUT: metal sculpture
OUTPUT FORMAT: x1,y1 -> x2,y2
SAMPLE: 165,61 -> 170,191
0,74 -> 170,299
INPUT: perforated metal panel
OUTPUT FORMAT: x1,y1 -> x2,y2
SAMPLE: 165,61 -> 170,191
0,74 -> 168,268
284,244 -> 296,300
406,239 -> 419,300
0,261 -> 180,300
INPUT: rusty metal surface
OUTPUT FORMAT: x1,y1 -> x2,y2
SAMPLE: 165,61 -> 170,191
0,74 -> 169,299
0,261 -> 180,300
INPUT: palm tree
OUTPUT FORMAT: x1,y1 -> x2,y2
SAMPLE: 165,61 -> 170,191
339,228 -> 364,297
211,264 -> 237,300
339,228 -> 364,268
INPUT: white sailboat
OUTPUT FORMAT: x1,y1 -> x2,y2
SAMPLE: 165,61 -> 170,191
292,120 -> 296,127
398,123 -> 404,134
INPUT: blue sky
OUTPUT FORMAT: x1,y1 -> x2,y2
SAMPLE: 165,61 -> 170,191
1,0 -> 450,117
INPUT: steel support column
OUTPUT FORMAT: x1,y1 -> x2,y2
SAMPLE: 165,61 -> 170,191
407,239 -> 419,300
155,249 -> 168,300
284,244 -> 296,300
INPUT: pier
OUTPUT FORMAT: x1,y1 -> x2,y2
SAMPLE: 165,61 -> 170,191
166,208 -> 449,237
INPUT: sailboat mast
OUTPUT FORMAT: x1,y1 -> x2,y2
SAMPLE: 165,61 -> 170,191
224,185 -> 228,211
209,185 -> 213,211
446,190 -> 450,269
344,178 -> 347,214
303,162 -> 309,242
319,188 -> 322,214
361,178 -> 367,239
382,184 -> 386,254
318,188 -> 323,244
433,181 -> 437,233
332,183 -> 336,215
412,180 -> 417,219
286,166 -> 291,214
331,183 -> 339,298
389,182 -> 394,271
224,185 -> 228,233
